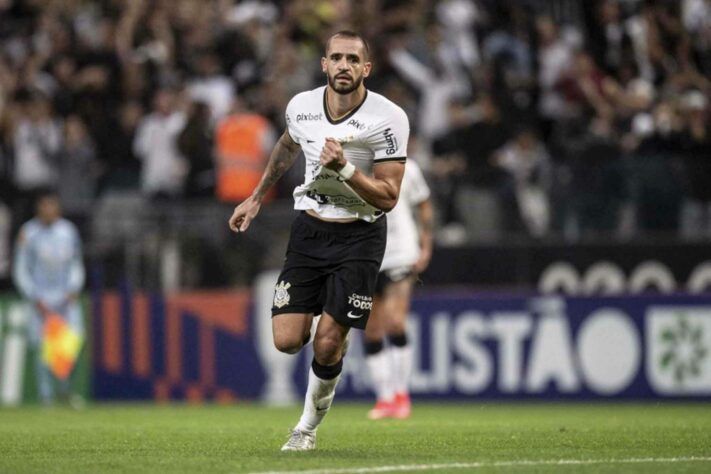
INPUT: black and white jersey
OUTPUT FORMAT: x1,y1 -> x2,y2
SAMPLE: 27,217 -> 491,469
285,86 -> 409,222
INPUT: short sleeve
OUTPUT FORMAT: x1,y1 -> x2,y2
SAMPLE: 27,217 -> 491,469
284,96 -> 299,144
371,106 -> 409,162
405,160 -> 431,204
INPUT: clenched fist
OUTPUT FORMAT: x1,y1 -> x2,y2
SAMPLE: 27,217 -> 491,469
320,138 -> 347,171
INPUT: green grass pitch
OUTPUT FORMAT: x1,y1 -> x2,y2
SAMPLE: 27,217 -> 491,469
1,402 -> 710,473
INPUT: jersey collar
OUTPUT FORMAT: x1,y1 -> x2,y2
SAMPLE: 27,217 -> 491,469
323,88 -> 368,125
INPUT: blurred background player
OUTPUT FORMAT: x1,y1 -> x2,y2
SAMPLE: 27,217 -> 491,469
364,158 -> 433,419
12,190 -> 85,407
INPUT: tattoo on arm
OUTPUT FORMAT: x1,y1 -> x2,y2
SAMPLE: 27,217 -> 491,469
254,132 -> 301,200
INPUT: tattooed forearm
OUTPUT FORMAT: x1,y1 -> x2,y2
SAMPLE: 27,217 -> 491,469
253,131 -> 301,201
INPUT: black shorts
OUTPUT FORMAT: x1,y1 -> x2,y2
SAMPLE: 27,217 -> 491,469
271,211 -> 387,329
374,266 -> 415,296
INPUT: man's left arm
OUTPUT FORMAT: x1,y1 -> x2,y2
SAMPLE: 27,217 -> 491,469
65,228 -> 85,304
321,137 -> 404,211
320,105 -> 409,211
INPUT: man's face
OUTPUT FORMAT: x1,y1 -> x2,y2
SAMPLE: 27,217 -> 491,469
154,90 -> 174,115
37,196 -> 61,224
322,37 -> 372,95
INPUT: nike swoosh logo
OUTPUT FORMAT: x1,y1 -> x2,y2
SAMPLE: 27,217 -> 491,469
306,139 -> 315,143
347,311 -> 363,319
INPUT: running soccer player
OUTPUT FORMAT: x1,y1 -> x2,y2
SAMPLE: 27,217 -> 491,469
364,159 -> 433,420
228,31 -> 409,451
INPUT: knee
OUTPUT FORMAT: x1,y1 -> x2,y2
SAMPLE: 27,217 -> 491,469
273,333 -> 303,354
313,334 -> 343,365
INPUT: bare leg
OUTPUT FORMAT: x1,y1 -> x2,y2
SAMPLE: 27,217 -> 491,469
294,312 -> 348,433
272,313 -> 314,354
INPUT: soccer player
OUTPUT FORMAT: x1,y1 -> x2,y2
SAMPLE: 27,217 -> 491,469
12,190 -> 85,406
364,159 -> 433,419
229,31 -> 409,451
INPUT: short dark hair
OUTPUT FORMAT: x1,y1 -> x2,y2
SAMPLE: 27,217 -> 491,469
325,30 -> 370,60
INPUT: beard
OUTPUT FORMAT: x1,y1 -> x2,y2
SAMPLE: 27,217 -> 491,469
327,72 -> 363,95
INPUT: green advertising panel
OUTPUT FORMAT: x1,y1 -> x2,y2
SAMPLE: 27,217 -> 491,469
0,294 -> 90,405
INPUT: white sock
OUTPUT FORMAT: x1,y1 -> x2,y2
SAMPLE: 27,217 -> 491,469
390,344 -> 412,394
366,350 -> 394,402
295,367 -> 340,433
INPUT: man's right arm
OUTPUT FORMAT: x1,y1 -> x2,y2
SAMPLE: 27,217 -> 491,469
12,229 -> 48,316
228,130 -> 301,233
12,229 -> 34,301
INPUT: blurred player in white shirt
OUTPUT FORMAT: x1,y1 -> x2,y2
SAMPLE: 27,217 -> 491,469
364,158 -> 433,419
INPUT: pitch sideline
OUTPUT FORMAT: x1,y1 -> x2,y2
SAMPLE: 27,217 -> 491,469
250,456 -> 711,474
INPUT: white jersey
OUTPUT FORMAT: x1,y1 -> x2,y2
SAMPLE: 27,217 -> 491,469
381,160 -> 431,271
285,86 -> 409,222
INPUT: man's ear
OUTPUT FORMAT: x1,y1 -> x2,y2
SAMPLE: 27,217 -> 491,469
321,57 -> 327,73
363,61 -> 372,78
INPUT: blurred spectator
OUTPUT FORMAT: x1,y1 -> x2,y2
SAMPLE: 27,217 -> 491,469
187,52 -> 235,122
9,92 -> 62,226
58,115 -> 97,226
682,0 -> 711,76
214,94 -> 276,204
10,93 -> 61,191
556,51 -> 616,120
536,15 -> 577,135
442,94 -> 511,187
177,101 -> 215,198
585,0 -> 638,77
626,101 -> 686,234
435,0 -> 482,70
679,90 -> 711,237
388,23 -> 471,147
493,127 -> 552,237
99,101 -> 144,193
555,115 -> 628,238
133,87 -> 188,199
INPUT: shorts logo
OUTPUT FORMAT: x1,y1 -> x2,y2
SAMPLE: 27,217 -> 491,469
348,293 -> 373,311
273,281 -> 291,308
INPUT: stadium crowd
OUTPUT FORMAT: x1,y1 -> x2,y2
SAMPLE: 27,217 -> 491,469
0,0 -> 710,283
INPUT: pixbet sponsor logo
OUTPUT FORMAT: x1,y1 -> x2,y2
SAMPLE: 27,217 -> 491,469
296,112 -> 323,122
348,293 -> 373,311
347,119 -> 366,130
382,127 -> 397,155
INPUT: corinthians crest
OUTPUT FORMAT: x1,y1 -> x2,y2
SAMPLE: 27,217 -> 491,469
273,281 -> 291,308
